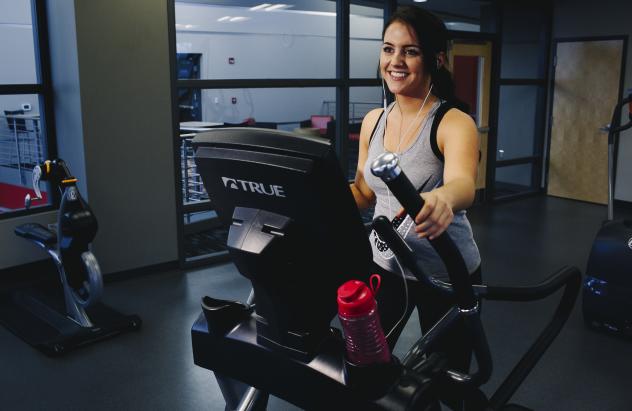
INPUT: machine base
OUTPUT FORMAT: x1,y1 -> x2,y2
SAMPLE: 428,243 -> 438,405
0,287 -> 141,356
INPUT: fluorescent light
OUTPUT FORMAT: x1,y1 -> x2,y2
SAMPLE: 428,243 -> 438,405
250,3 -> 272,11
229,16 -> 250,22
265,4 -> 291,11
414,0 -> 428,2
284,10 -> 335,17
217,16 -> 231,22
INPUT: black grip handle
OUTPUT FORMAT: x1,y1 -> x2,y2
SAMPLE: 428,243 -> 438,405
609,94 -> 632,142
372,216 -> 452,295
370,152 -> 477,310
386,170 -> 425,218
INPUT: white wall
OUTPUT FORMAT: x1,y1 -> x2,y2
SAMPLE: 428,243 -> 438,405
0,0 -> 37,84
553,0 -> 632,201
1,0 -> 178,273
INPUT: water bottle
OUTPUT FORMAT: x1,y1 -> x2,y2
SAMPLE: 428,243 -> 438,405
337,274 -> 391,365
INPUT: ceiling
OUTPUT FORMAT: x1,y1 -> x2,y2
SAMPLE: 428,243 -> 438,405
176,1 -> 488,23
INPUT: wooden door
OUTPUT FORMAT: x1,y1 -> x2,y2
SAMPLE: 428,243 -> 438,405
548,39 -> 624,204
450,41 -> 492,190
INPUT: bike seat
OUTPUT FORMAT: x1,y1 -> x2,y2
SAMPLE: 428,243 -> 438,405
15,223 -> 57,246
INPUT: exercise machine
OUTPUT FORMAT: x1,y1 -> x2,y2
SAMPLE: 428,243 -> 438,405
190,128 -> 580,410
584,91 -> 632,337
0,159 -> 141,356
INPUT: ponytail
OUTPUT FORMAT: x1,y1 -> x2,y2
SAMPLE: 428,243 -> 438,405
431,65 -> 469,113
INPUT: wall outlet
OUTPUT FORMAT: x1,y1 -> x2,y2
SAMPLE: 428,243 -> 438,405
21,103 -> 31,111
231,97 -> 237,104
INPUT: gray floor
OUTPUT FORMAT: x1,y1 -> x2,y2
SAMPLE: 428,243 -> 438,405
1,195 -> 632,410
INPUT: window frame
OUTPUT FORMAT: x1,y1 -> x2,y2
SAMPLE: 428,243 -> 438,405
0,0 -> 58,220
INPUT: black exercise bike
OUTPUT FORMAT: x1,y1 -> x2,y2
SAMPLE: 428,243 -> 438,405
0,159 -> 141,356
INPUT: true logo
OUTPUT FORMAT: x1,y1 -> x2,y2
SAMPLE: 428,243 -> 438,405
221,176 -> 286,198
222,177 -> 239,190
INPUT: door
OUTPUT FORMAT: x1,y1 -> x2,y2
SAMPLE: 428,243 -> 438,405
450,40 -> 492,190
548,39 -> 624,204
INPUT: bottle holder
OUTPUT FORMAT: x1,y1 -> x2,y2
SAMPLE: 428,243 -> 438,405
201,296 -> 251,336
344,355 -> 402,397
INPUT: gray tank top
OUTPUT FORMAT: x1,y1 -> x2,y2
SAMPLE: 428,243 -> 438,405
364,102 -> 481,281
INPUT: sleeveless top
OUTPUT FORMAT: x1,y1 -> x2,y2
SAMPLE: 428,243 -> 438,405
364,101 -> 481,281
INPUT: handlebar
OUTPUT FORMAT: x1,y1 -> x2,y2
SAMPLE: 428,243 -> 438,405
25,159 -> 76,209
370,151 -> 491,389
370,152 -> 477,310
369,151 -> 581,407
608,92 -> 632,144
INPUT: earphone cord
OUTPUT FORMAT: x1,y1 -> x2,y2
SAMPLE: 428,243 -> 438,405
383,84 -> 433,339
386,83 -> 434,220
385,255 -> 410,339
395,84 -> 433,154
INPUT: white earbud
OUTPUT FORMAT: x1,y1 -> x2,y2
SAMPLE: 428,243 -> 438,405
382,78 -> 387,110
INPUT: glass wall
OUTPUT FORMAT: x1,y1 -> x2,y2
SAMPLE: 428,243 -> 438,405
172,0 -> 501,263
492,1 -> 551,200
350,3 -> 383,79
496,85 -> 543,161
175,1 -> 337,79
0,0 -> 52,216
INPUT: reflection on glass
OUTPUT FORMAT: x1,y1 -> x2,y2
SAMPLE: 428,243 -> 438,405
495,163 -> 534,197
0,94 -> 48,213
175,1 -> 337,79
501,4 -> 547,78
177,87 -> 336,205
350,3 -> 383,78
195,88 -> 336,130
0,0 -> 37,84
496,85 -> 542,160
346,86 -> 382,180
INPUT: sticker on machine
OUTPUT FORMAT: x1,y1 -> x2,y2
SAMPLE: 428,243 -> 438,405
370,214 -> 415,260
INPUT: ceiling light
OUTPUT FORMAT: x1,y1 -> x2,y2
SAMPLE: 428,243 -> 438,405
217,16 -> 231,22
413,0 -> 428,2
265,4 -> 291,11
250,3 -> 272,11
229,16 -> 250,22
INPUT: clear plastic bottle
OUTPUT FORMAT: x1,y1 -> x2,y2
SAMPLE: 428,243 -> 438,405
337,274 -> 391,365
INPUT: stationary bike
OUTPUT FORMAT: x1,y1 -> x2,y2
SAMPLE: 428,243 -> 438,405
0,159 -> 141,356
583,90 -> 632,337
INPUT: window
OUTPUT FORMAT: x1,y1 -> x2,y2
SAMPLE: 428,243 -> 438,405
170,1 -> 501,263
0,0 -> 54,216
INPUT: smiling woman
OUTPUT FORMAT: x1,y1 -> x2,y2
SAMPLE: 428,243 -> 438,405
349,5 -> 481,411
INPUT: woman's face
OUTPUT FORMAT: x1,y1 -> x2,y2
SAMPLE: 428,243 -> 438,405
380,21 -> 429,98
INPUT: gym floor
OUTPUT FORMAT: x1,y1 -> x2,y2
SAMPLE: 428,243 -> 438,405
1,195 -> 632,410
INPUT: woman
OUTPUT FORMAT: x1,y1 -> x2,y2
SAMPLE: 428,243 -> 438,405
350,6 -> 481,409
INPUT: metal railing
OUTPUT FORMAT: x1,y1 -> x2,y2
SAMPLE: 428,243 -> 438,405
0,115 -> 44,185
180,133 -> 209,204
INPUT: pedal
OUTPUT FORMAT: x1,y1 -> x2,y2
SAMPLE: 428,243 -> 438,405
15,223 -> 57,245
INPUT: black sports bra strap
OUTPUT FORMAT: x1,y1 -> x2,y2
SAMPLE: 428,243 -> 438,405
368,109 -> 385,146
430,102 -> 455,162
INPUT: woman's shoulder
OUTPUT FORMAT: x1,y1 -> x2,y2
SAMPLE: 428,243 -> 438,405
359,107 -> 386,143
363,107 -> 385,126
438,106 -> 476,133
